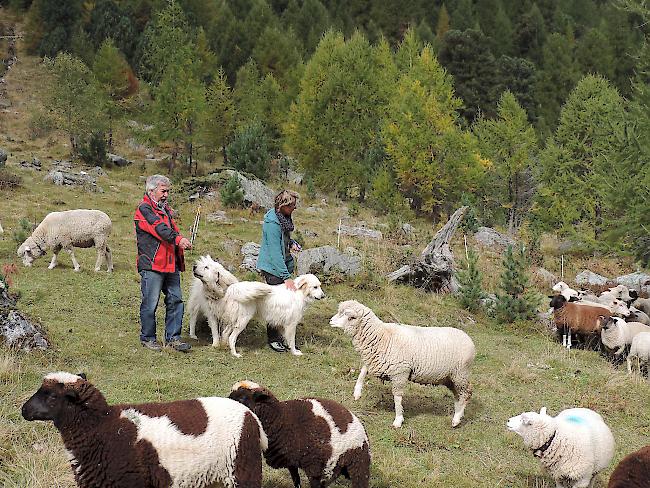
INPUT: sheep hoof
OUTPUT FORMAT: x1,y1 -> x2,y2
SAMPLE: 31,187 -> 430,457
74,267 -> 81,272
392,417 -> 404,428
48,264 -> 56,270
353,393 -> 362,401
189,334 -> 198,340
232,352 -> 242,358
452,418 -> 462,428
290,349 -> 303,356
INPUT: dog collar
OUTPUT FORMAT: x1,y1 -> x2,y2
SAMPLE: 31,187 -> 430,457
533,431 -> 556,458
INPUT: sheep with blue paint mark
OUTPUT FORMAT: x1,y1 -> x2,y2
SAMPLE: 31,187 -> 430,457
507,407 -> 615,488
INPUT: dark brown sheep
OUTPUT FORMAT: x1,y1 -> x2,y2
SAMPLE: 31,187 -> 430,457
608,445 -> 650,487
229,380 -> 370,488
21,372 -> 267,488
550,295 -> 618,348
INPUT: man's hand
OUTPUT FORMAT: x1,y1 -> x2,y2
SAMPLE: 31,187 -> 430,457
179,237 -> 193,250
285,279 -> 296,291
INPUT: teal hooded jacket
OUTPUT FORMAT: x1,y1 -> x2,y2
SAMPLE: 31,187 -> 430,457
256,208 -> 294,280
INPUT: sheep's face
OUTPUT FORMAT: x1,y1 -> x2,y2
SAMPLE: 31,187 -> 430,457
295,274 -> 325,301
228,381 -> 274,412
22,373 -> 86,422
611,300 -> 631,317
17,238 -> 43,267
552,281 -> 568,293
192,255 -> 227,296
330,300 -> 369,334
507,407 -> 549,446
598,315 -> 620,331
548,295 -> 566,310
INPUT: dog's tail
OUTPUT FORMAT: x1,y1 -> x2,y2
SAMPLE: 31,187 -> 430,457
226,282 -> 273,302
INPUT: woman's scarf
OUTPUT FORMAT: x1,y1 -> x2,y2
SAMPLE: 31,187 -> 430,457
275,210 -> 294,234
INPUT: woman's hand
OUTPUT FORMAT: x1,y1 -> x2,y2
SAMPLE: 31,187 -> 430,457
285,279 -> 297,291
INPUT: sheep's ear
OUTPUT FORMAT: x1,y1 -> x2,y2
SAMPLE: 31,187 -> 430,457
547,295 -> 554,299
252,390 -> 271,403
539,407 -> 547,416
77,372 -> 87,380
64,389 -> 80,403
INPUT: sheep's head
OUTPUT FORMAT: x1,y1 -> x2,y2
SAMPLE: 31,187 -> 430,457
294,274 -> 325,301
330,300 -> 373,334
611,299 -> 631,317
548,294 -> 566,310
507,407 -> 553,448
598,315 -> 617,331
22,372 -> 87,422
228,381 -> 277,412
552,281 -> 569,293
17,237 -> 44,267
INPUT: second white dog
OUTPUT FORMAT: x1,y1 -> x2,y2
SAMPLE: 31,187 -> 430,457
188,255 -> 325,357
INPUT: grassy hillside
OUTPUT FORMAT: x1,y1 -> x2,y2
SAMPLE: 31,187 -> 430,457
2,27 -> 650,488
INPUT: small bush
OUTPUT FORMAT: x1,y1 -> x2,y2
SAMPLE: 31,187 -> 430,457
12,218 -> 33,245
348,201 -> 360,217
305,176 -> 316,199
495,245 -> 540,322
460,193 -> 480,233
0,170 -> 21,190
456,249 -> 485,312
78,131 -> 108,167
225,123 -> 271,180
220,174 -> 244,208
27,108 -> 55,139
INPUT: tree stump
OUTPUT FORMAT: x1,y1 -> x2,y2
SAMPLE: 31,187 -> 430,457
387,206 -> 467,292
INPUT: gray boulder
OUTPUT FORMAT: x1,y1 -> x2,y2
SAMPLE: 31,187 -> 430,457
0,147 -> 7,166
535,267 -> 558,287
295,245 -> 361,276
1,309 -> 49,351
286,168 -> 304,185
240,242 -> 261,271
19,158 -> 41,171
616,272 -> 650,291
108,153 -> 133,167
222,170 -> 275,209
473,227 -> 516,249
44,169 -> 103,193
206,210 -> 231,224
575,270 -> 610,286
337,224 -> 383,240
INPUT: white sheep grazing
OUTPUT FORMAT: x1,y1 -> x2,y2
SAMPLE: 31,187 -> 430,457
330,300 -> 476,428
552,281 -> 580,301
17,209 -> 113,272
507,407 -> 615,488
627,332 -> 650,376
599,316 -> 650,357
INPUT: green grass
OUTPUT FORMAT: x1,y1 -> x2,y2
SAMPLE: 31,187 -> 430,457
2,29 -> 650,488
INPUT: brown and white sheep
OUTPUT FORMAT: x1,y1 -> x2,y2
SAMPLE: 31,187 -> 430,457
21,372 -> 267,488
229,380 -> 370,488
608,445 -> 650,487
549,295 -> 628,349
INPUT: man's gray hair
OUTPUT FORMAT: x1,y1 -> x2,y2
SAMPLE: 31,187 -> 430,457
146,175 -> 171,192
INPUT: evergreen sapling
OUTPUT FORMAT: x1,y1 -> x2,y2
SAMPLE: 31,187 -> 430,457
496,244 -> 539,322
220,174 -> 244,208
457,248 -> 485,312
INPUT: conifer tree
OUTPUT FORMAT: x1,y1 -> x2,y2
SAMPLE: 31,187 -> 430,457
226,123 -> 271,180
203,67 -> 237,165
536,75 -> 626,241
457,248 -> 485,313
435,4 -> 450,44
473,91 -> 538,232
220,174 -> 245,208
495,245 -> 539,322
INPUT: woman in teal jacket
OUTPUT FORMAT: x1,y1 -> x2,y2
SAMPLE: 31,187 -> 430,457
257,189 -> 301,352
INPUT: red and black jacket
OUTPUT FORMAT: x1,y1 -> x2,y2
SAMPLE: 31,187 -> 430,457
134,194 -> 185,273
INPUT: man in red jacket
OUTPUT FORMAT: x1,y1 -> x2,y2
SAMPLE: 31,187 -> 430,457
134,175 -> 192,352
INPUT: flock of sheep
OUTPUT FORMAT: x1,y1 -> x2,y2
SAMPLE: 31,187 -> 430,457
9,208 -> 650,487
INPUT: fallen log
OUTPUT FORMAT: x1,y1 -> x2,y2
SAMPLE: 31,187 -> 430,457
387,206 -> 467,292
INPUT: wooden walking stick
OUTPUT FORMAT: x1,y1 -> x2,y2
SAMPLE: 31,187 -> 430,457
190,205 -> 201,248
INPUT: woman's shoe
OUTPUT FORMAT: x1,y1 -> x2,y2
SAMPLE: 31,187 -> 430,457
268,341 -> 287,352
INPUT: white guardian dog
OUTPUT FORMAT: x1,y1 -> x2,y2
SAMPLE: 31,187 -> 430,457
188,255 -> 326,357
